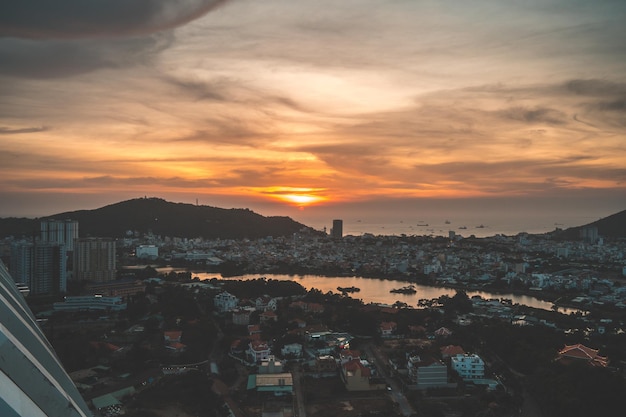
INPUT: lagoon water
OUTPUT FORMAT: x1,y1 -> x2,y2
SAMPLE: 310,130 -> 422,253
188,272 -> 580,314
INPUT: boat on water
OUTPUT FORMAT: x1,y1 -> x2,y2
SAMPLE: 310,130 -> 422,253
445,220 -> 451,224
390,285 -> 417,294
476,224 -> 486,228
459,226 -> 467,230
337,286 -> 361,293
416,222 -> 429,226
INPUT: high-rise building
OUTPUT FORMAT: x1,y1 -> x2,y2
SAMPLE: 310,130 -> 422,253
331,219 -> 343,239
10,242 -> 67,295
0,260 -> 92,417
580,226 -> 599,244
40,219 -> 79,252
73,238 -> 116,282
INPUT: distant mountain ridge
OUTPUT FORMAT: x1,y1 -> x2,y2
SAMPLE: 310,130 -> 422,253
0,199 -> 623,240
0,197 -> 321,239
550,208 -> 626,240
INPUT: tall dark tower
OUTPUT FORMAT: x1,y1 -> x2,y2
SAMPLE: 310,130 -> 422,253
331,219 -> 343,239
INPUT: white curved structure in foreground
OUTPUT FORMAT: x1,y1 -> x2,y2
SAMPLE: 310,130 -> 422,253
0,261 -> 92,417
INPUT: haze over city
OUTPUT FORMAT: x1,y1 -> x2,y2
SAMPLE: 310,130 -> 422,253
1,1 -> 625,228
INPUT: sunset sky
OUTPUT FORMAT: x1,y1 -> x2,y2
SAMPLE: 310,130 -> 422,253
1,1 -> 625,230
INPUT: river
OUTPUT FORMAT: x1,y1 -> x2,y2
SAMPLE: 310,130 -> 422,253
179,271 -> 582,314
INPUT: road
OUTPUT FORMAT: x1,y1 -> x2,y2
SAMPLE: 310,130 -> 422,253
291,365 -> 307,417
364,343 -> 416,417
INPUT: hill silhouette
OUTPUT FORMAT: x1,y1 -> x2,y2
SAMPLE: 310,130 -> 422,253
550,209 -> 626,240
0,197 -> 321,239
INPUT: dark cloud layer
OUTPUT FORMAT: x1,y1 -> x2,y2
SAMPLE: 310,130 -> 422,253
498,106 -> 566,125
0,35 -> 172,78
0,126 -> 47,134
565,79 -> 626,97
0,1 -> 230,78
0,0 -> 229,39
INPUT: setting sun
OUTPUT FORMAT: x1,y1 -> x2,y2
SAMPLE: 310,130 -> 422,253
282,194 -> 324,205
255,187 -> 328,207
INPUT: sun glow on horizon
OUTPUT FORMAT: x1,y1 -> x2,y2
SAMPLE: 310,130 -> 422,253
254,186 -> 329,207
281,194 -> 324,205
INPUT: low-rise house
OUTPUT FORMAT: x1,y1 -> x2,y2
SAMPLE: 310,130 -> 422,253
407,355 -> 449,389
260,310 -> 278,324
255,295 -> 277,311
259,356 -> 285,374
440,345 -> 465,359
379,321 -> 397,338
163,330 -> 182,343
313,355 -> 338,374
232,309 -> 252,326
339,349 -> 361,364
340,359 -> 385,391
248,340 -> 271,363
214,291 -> 239,312
408,325 -> 426,336
290,301 -> 325,314
557,344 -> 609,367
163,330 -> 186,354
281,343 -> 303,359
434,327 -> 453,338
290,318 -> 307,328
248,324 -> 262,339
165,341 -> 187,354
230,338 -> 247,356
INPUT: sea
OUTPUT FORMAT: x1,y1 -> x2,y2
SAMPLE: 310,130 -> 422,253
286,198 -> 623,238
301,212 -> 603,238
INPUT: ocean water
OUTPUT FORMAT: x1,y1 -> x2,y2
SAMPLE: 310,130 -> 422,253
298,208 -> 608,238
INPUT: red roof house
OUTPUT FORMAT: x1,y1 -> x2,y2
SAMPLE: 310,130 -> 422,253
557,344 -> 609,367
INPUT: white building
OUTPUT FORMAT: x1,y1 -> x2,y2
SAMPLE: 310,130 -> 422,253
451,354 -> 485,380
259,356 -> 285,373
214,291 -> 239,312
281,343 -> 303,359
0,260 -> 92,417
53,295 -> 127,311
407,355 -> 449,389
248,340 -> 271,363
136,245 -> 159,259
